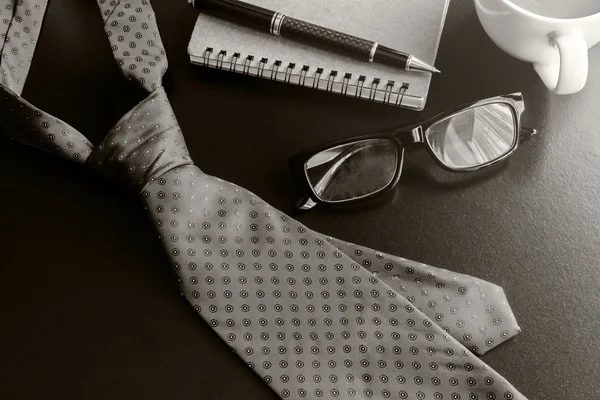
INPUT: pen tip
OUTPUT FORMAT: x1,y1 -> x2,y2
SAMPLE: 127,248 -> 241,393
407,57 -> 440,74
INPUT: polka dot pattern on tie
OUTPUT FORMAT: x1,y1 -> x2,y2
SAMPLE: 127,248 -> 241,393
326,239 -> 521,354
1,86 -> 93,164
100,0 -> 168,92
141,165 -> 525,400
88,87 -> 192,191
0,0 -> 46,96
0,0 -> 528,399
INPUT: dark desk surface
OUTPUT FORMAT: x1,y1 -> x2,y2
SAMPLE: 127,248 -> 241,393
2,0 -> 599,399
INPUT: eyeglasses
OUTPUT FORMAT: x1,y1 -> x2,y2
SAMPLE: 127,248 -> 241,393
289,93 -> 537,211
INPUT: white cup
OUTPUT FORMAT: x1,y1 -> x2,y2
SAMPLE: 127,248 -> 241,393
474,0 -> 600,94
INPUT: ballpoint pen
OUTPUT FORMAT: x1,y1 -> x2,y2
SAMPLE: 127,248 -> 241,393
189,0 -> 440,74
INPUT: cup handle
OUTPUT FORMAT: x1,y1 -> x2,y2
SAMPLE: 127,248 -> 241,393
533,32 -> 588,95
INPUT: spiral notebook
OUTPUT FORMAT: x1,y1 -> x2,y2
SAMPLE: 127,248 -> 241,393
188,0 -> 449,110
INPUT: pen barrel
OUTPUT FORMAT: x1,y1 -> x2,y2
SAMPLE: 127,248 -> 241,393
280,17 -> 374,60
193,0 -> 274,28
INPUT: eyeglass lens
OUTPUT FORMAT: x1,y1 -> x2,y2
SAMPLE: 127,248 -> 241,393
304,139 -> 398,202
425,103 -> 517,169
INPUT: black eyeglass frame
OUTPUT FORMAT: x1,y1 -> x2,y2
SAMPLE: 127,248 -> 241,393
289,92 -> 536,209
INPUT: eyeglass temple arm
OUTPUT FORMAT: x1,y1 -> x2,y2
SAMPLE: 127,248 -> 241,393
296,195 -> 318,211
519,127 -> 537,142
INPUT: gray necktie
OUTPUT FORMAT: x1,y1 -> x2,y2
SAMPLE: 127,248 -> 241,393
1,1 -> 527,399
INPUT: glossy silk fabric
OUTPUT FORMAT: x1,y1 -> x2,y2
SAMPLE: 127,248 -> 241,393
0,1 -> 527,399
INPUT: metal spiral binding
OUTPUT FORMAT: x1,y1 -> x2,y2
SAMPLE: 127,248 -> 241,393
271,60 -> 282,80
242,55 -> 254,75
300,65 -> 310,86
199,47 -> 413,107
284,63 -> 296,83
258,58 -> 268,78
202,47 -> 213,67
326,71 -> 338,92
384,80 -> 394,104
356,75 -> 366,98
216,50 -> 226,69
230,53 -> 240,72
369,78 -> 381,101
396,82 -> 409,106
313,68 -> 324,89
342,73 -> 352,95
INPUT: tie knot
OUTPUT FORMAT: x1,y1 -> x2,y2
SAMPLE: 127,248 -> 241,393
87,87 -> 193,191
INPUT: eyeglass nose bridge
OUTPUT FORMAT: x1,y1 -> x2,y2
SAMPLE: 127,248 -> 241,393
410,126 -> 425,144
393,125 -> 425,146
